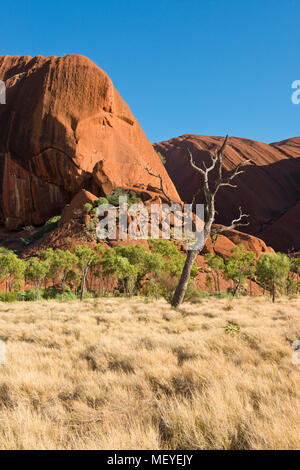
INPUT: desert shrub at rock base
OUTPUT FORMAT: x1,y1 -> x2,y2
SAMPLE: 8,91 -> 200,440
95,188 -> 141,208
21,216 -> 61,246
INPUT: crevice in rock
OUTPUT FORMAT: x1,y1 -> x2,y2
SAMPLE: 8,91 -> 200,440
117,115 -> 134,126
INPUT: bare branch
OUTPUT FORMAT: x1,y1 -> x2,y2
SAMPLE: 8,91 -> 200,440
212,137 -> 252,194
187,148 -> 206,175
218,159 -> 252,189
145,166 -> 173,204
188,136 -> 231,200
211,206 -> 250,236
217,134 -> 229,156
191,188 -> 201,207
187,147 -> 218,175
219,182 -> 238,188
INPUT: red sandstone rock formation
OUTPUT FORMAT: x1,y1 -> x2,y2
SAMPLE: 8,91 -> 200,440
59,189 -> 98,226
0,54 -> 179,230
0,54 -> 280,262
154,135 -> 300,252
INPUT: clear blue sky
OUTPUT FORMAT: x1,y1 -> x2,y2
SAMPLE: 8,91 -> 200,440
1,0 -> 299,143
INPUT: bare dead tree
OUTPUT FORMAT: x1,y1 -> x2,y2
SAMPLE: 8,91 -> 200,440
171,135 -> 252,307
145,166 -> 173,204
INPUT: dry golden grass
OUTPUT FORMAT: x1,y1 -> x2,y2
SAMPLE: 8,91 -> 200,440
0,295 -> 299,450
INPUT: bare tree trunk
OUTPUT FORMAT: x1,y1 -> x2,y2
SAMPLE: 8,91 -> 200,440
171,250 -> 198,307
232,279 -> 240,297
62,273 -> 67,293
80,271 -> 86,301
211,271 -> 217,292
216,273 -> 220,292
272,281 -> 275,303
80,268 -> 88,301
98,276 -> 103,296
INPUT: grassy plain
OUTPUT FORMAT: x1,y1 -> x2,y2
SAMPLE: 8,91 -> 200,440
0,296 -> 299,449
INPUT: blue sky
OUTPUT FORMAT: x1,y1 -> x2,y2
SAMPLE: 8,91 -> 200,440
1,0 -> 299,143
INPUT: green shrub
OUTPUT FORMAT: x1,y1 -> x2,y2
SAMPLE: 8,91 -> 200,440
85,218 -> 98,232
106,188 -> 141,207
197,291 -> 211,299
0,291 -> 17,302
157,151 -> 166,164
58,290 -> 77,301
42,286 -> 61,299
113,289 -> 123,297
21,216 -> 61,246
95,197 -> 109,206
287,278 -> 300,295
42,286 -> 77,301
224,322 -> 241,336
213,291 -> 228,299
83,203 -> 93,214
82,290 -> 95,299
183,285 -> 203,302
17,289 -> 42,301
127,190 -> 142,206
144,272 -> 179,302
144,279 -> 161,299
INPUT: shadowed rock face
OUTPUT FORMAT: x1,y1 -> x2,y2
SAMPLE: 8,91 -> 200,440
154,135 -> 300,252
0,54 -> 180,229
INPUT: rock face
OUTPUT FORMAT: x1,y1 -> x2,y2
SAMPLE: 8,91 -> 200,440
0,54 -> 179,230
210,225 -> 274,258
259,201 -> 300,252
59,189 -> 98,226
154,135 -> 300,252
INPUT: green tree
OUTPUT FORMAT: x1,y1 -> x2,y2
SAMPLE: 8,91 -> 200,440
204,254 -> 225,292
0,249 -> 26,293
149,239 -> 197,277
101,248 -> 138,296
287,253 -> 300,294
66,268 -> 82,294
25,257 -> 49,299
148,240 -> 198,300
39,248 -> 56,286
91,244 -> 106,295
115,244 -> 164,281
52,250 -> 78,292
256,253 -> 290,302
112,256 -> 138,296
205,274 -> 214,294
75,245 -> 97,301
224,245 -> 256,296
